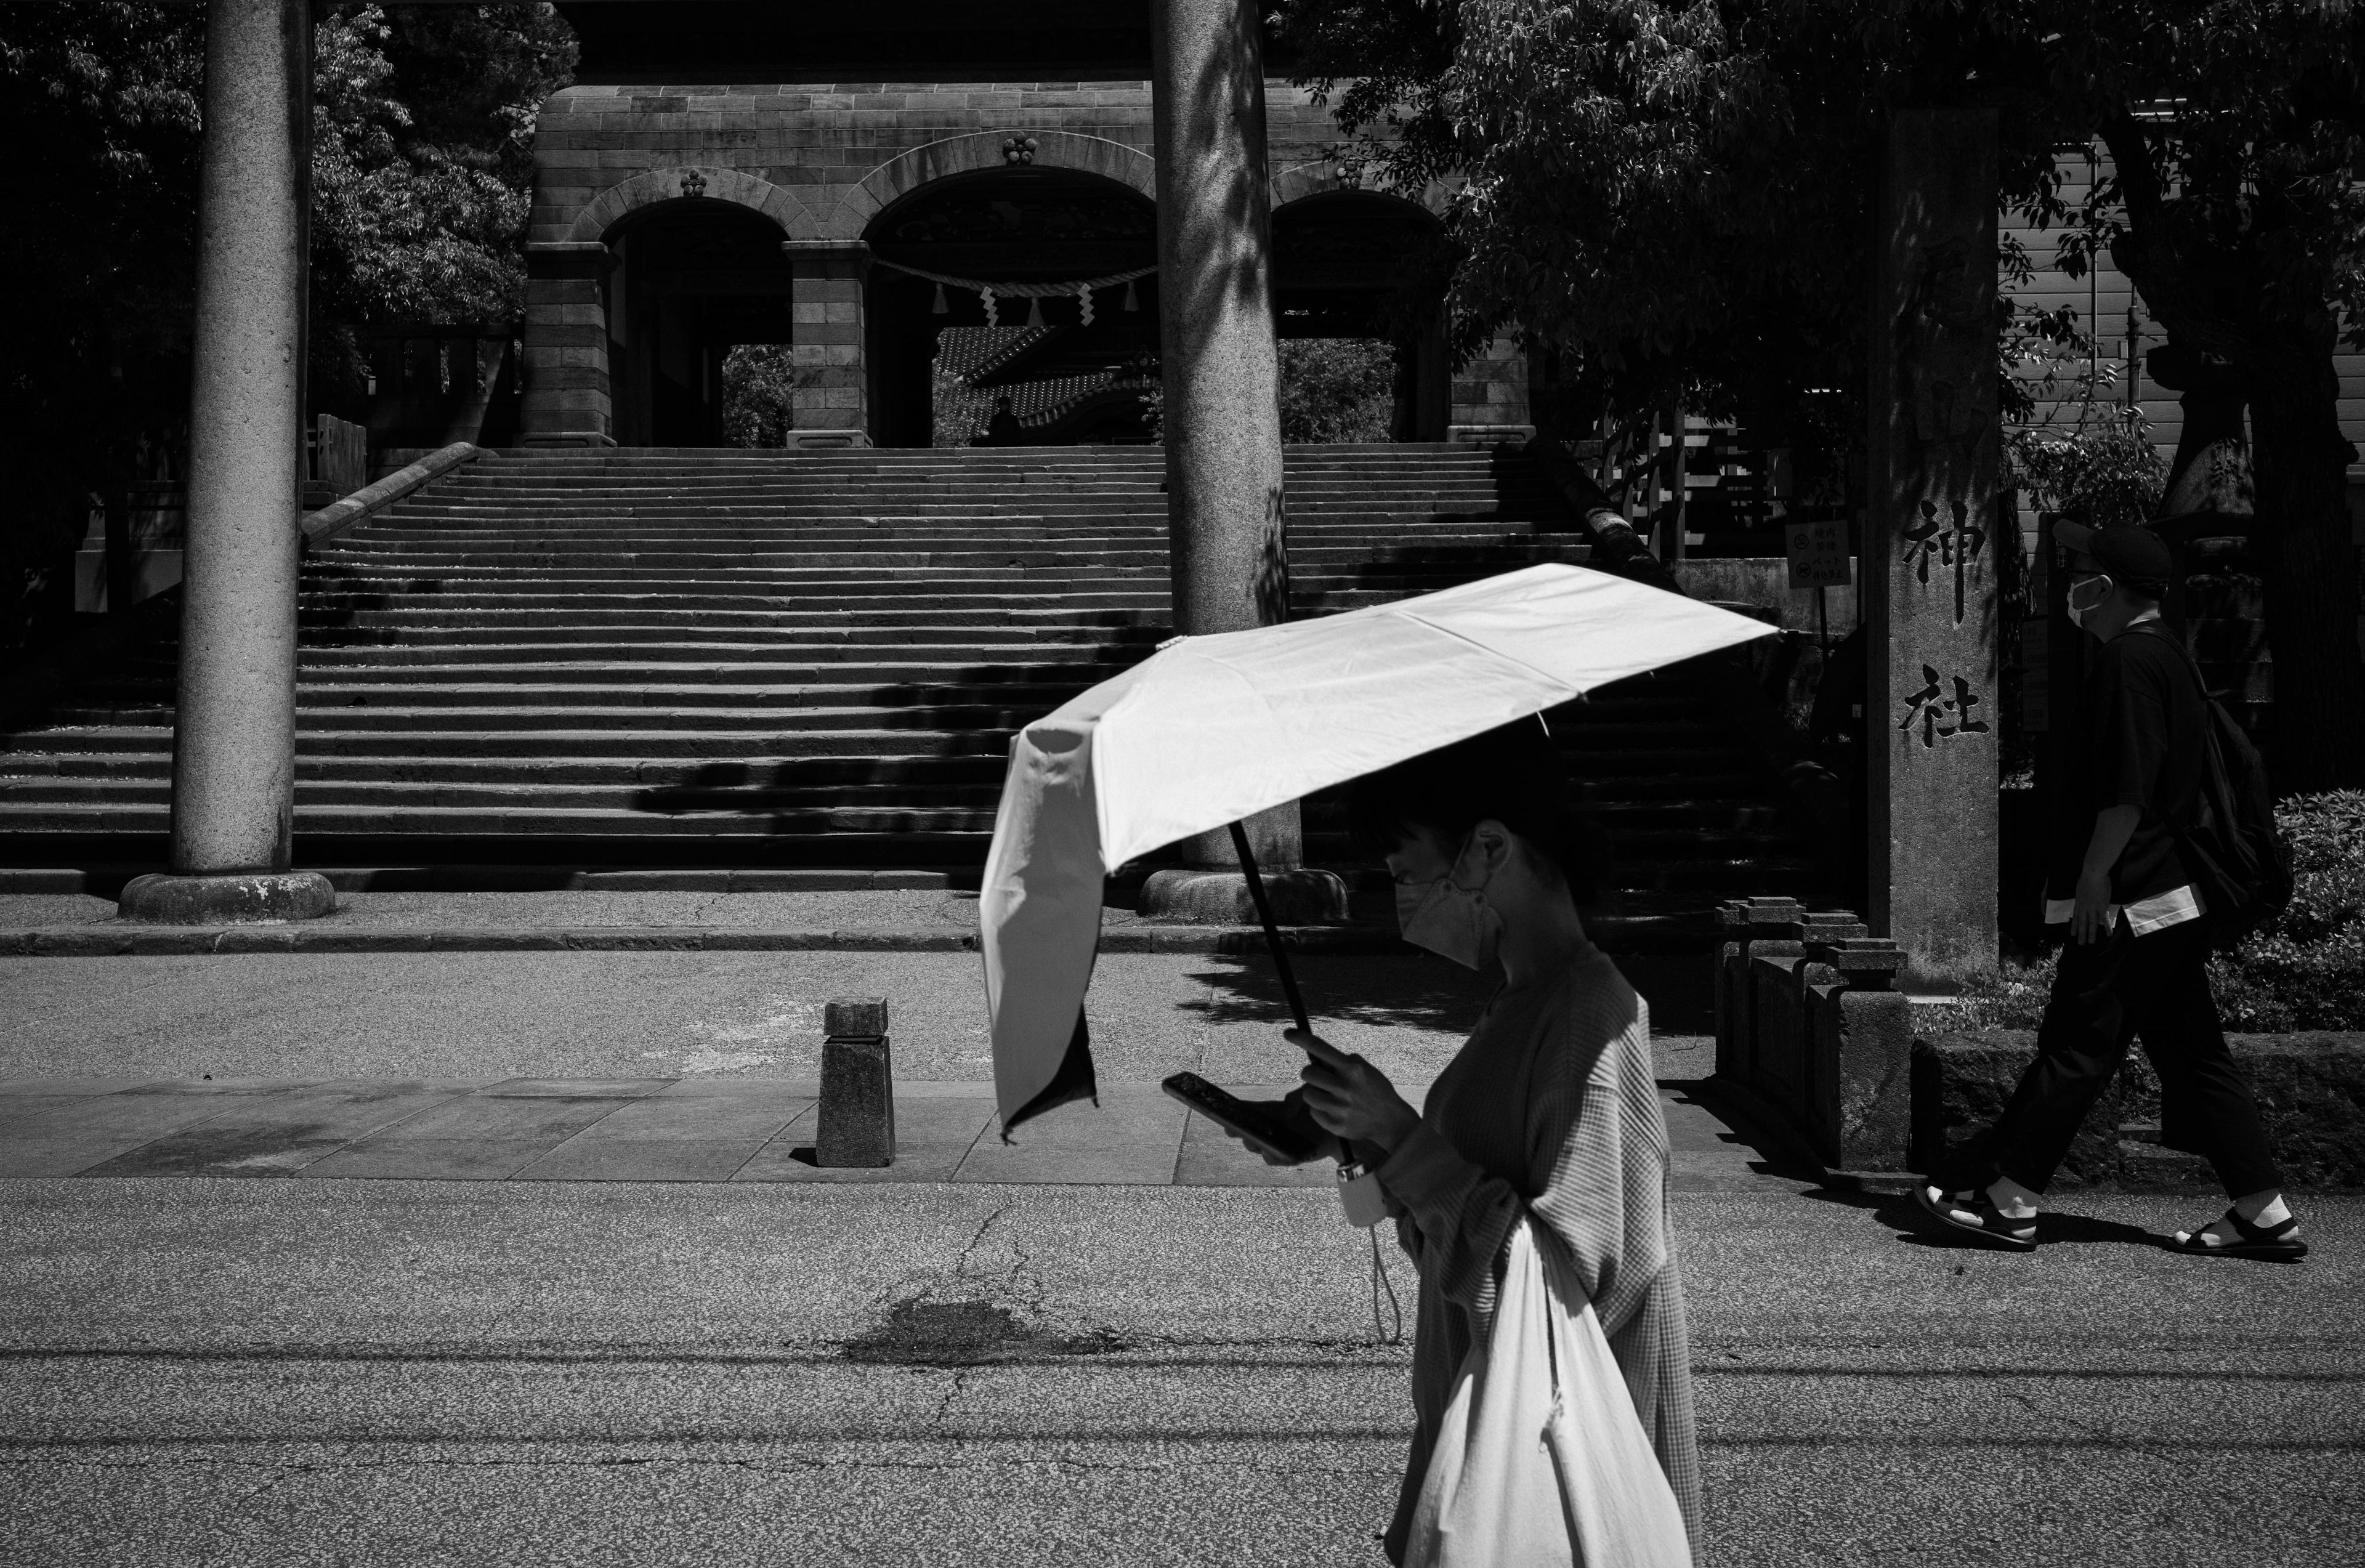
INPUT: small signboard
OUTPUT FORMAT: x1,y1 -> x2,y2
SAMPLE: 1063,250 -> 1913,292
1784,519 -> 1850,589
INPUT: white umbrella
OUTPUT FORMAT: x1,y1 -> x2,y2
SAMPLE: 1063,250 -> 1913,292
981,562 -> 1776,1131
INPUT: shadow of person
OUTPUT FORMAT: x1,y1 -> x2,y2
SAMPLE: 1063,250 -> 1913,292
1880,1194 -> 2160,1250
1180,952 -> 1490,1033
1793,1175 -> 2162,1250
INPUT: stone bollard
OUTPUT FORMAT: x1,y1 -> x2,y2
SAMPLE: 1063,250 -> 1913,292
1747,910 -> 1866,1125
1714,896 -> 1804,1086
817,996 -> 895,1168
1802,937 -> 1912,1171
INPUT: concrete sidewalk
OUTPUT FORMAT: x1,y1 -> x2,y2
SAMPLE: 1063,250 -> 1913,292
0,1071 -> 1803,1194
0,887 -> 1358,955
0,943 -> 1716,1082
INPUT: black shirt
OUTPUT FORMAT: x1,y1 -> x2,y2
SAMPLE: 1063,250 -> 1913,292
2046,621 -> 2204,905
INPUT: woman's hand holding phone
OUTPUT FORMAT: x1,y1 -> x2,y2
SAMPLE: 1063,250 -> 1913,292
1291,1028 -> 1422,1155
1211,1088 -> 1342,1166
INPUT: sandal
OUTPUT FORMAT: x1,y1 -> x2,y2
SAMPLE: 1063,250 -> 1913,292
1915,1184 -> 2038,1251
2173,1206 -> 2308,1262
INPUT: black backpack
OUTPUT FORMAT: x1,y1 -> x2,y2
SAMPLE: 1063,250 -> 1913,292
2130,624 -> 2294,947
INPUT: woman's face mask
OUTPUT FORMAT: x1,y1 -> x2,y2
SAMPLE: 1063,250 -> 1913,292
1394,832 -> 1503,971
2067,572 -> 2112,630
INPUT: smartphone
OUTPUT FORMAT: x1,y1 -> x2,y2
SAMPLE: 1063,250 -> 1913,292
1162,1072 -> 1325,1164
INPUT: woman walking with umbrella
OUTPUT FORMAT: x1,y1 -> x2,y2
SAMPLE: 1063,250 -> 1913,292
1251,721 -> 1702,1562
980,564 -> 1755,1562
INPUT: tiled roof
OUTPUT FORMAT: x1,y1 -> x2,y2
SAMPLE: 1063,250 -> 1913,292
934,326 -> 1054,385
995,368 -> 1158,429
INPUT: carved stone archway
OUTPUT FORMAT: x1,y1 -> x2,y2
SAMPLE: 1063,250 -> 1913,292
566,165 -> 814,244
804,131 -> 1159,242
1268,161 -> 1452,219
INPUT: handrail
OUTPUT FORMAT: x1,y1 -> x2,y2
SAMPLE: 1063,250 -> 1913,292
300,442 -> 482,548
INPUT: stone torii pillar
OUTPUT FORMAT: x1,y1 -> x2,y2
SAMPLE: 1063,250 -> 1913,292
119,0 -> 334,923
1140,0 -> 1341,922
1862,109 -> 2001,981
1149,0 -> 1291,860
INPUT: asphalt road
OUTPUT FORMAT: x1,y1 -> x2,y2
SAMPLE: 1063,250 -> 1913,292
2,1178 -> 2356,1567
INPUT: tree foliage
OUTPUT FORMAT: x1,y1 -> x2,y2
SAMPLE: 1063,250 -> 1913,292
722,344 -> 797,448
1279,0 -> 1894,428
1278,338 -> 1396,442
1279,0 -> 2365,785
0,2 -> 573,649
0,1 -> 207,646
2003,413 -> 2167,529
310,4 -> 575,396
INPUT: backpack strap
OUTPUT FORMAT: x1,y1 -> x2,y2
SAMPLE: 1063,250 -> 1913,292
2121,620 -> 2219,702
2115,621 -> 2222,841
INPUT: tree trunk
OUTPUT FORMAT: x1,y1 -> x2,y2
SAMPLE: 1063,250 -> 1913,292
2098,111 -> 2365,794
2247,325 -> 2365,791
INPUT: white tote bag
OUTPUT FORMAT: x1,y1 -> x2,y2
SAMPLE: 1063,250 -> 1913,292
1403,1218 -> 1693,1568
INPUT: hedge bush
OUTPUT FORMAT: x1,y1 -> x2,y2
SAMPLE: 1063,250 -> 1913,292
1951,790 -> 2365,1032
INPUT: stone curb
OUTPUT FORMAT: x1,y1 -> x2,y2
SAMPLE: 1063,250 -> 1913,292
0,868 -> 963,895
0,924 -> 1423,958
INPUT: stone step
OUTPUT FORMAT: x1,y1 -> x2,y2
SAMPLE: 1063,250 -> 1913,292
296,639 -> 1143,666
291,660 -> 1136,687
0,799 -> 1001,842
298,624 -> 1156,648
294,590 -> 1174,613
7,440 -> 1809,916
3,727 -> 1028,759
307,607 -> 1170,630
327,532 -> 1558,556
305,553 -> 1563,580
380,497 -> 1551,517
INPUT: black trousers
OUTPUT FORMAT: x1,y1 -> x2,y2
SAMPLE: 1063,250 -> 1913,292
1976,915 -> 2282,1198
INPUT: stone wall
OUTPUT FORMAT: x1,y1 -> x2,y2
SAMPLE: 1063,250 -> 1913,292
1449,334 -> 1532,443
1912,1030 -> 2365,1192
519,79 -> 1528,445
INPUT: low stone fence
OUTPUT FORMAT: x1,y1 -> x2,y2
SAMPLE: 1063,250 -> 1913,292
1712,897 -> 1915,1174
1712,894 -> 2365,1190
1914,1030 -> 2365,1192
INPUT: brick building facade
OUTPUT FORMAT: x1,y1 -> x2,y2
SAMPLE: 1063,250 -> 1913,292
518,77 -> 1532,448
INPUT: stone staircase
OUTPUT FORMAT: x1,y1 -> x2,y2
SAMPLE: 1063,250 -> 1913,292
0,443 -> 1815,912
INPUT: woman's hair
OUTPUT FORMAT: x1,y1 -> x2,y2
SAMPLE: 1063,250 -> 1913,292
1346,717 -> 1611,902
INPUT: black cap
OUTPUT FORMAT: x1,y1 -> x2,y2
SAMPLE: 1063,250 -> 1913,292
2052,518 -> 2174,580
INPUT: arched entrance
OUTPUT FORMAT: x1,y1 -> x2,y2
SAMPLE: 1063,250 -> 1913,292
601,199 -> 794,447
863,167 -> 1162,448
1271,192 -> 1449,441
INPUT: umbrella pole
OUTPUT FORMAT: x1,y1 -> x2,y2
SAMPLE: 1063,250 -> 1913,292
1229,824 -> 1378,1218
1226,820 -> 1311,1036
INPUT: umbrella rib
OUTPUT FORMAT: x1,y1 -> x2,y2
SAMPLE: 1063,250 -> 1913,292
1388,605 -> 1590,703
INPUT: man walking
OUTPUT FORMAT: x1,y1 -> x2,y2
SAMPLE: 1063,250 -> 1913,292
1917,520 -> 2304,1261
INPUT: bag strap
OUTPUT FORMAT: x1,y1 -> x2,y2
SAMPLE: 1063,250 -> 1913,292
2116,620 -> 2222,839
2122,620 -> 2220,705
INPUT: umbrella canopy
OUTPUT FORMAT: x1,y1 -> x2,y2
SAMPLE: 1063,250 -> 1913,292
981,562 -> 1777,1130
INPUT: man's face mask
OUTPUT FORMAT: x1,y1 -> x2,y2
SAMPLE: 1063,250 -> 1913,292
2067,571 -> 2112,630
1394,831 -> 1503,971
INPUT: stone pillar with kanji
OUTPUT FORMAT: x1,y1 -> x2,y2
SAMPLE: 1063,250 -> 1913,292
1864,109 -> 2002,980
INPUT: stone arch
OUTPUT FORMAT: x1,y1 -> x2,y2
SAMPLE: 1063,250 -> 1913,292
804,132 -> 1160,241
565,166 -> 814,243
1269,161 -> 1450,220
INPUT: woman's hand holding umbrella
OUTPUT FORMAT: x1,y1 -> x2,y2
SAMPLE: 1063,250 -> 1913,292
1292,1028 -> 1421,1155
